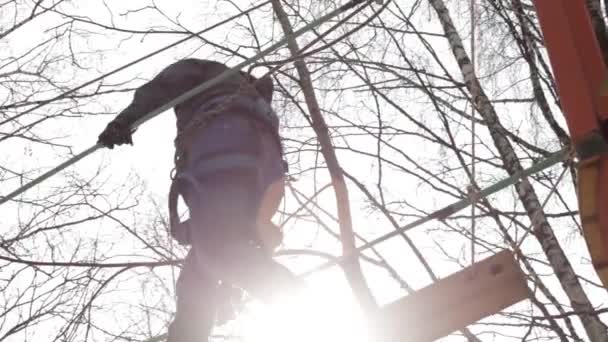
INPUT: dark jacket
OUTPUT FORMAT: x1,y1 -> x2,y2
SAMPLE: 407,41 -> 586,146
113,59 -> 277,134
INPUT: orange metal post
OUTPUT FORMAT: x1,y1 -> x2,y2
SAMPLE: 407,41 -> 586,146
559,0 -> 608,120
533,0 -> 602,142
534,0 -> 608,288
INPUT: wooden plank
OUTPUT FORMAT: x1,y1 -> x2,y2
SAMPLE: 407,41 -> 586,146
598,158 -> 608,287
580,157 -> 608,288
372,250 -> 529,342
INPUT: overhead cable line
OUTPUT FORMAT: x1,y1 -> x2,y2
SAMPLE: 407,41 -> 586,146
304,148 -> 569,275
2,149 -> 570,273
0,1 -> 270,130
0,0 -> 376,206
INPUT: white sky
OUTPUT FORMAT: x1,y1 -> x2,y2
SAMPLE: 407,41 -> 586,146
2,0 -> 607,341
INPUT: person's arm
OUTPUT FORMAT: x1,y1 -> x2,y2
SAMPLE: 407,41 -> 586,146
97,59 -> 206,148
114,59 -> 205,127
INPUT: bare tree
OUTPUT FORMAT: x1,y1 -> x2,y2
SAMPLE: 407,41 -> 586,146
2,0 -> 608,341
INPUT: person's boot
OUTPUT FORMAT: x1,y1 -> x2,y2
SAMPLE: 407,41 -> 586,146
167,305 -> 215,342
215,284 -> 245,326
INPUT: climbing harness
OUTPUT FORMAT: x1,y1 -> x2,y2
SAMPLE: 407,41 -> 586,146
167,79 -> 284,250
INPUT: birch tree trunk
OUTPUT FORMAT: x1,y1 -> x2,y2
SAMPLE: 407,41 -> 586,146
427,0 -> 608,340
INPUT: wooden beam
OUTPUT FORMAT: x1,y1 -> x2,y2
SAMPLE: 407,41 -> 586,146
579,157 -> 608,287
371,250 -> 529,341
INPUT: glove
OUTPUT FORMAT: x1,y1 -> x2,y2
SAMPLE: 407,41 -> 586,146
98,119 -> 133,149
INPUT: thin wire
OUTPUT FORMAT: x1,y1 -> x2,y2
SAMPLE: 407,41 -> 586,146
469,0 -> 477,267
0,0 -> 375,206
515,164 -> 570,250
303,148 -> 569,276
0,1 -> 271,131
2,149 -> 570,276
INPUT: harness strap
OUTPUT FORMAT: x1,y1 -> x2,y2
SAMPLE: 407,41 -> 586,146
174,95 -> 281,157
168,94 -> 284,247
168,153 -> 260,245
169,170 -> 206,244
168,178 -> 189,245
191,154 -> 259,177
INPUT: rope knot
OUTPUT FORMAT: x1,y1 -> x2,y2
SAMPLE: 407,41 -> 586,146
466,184 -> 481,203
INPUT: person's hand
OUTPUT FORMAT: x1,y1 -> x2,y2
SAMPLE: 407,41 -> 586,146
97,119 -> 133,149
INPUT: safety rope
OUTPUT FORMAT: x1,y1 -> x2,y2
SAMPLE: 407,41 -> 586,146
2,0 -> 567,284
2,150 -> 570,281
304,148 -> 569,276
0,1 -> 270,131
0,0 -> 376,207
469,0 -> 477,267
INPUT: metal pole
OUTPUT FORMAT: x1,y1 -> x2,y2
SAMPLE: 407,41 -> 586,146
0,0 -> 374,206
305,148 -> 569,274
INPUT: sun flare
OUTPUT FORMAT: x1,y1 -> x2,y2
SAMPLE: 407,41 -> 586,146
238,277 -> 371,342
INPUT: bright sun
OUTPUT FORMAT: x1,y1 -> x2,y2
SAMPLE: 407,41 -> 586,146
235,273 -> 371,342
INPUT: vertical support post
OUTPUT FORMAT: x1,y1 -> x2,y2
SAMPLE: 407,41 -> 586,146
534,0 -> 608,289
533,0 -> 608,142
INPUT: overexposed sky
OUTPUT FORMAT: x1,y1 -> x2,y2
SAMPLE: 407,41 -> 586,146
2,1 -> 606,341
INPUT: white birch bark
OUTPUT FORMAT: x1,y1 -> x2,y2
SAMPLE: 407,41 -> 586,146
428,0 -> 608,340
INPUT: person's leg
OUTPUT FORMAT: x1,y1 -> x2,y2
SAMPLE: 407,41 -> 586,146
187,168 -> 302,303
182,115 -> 303,303
167,251 -> 220,342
